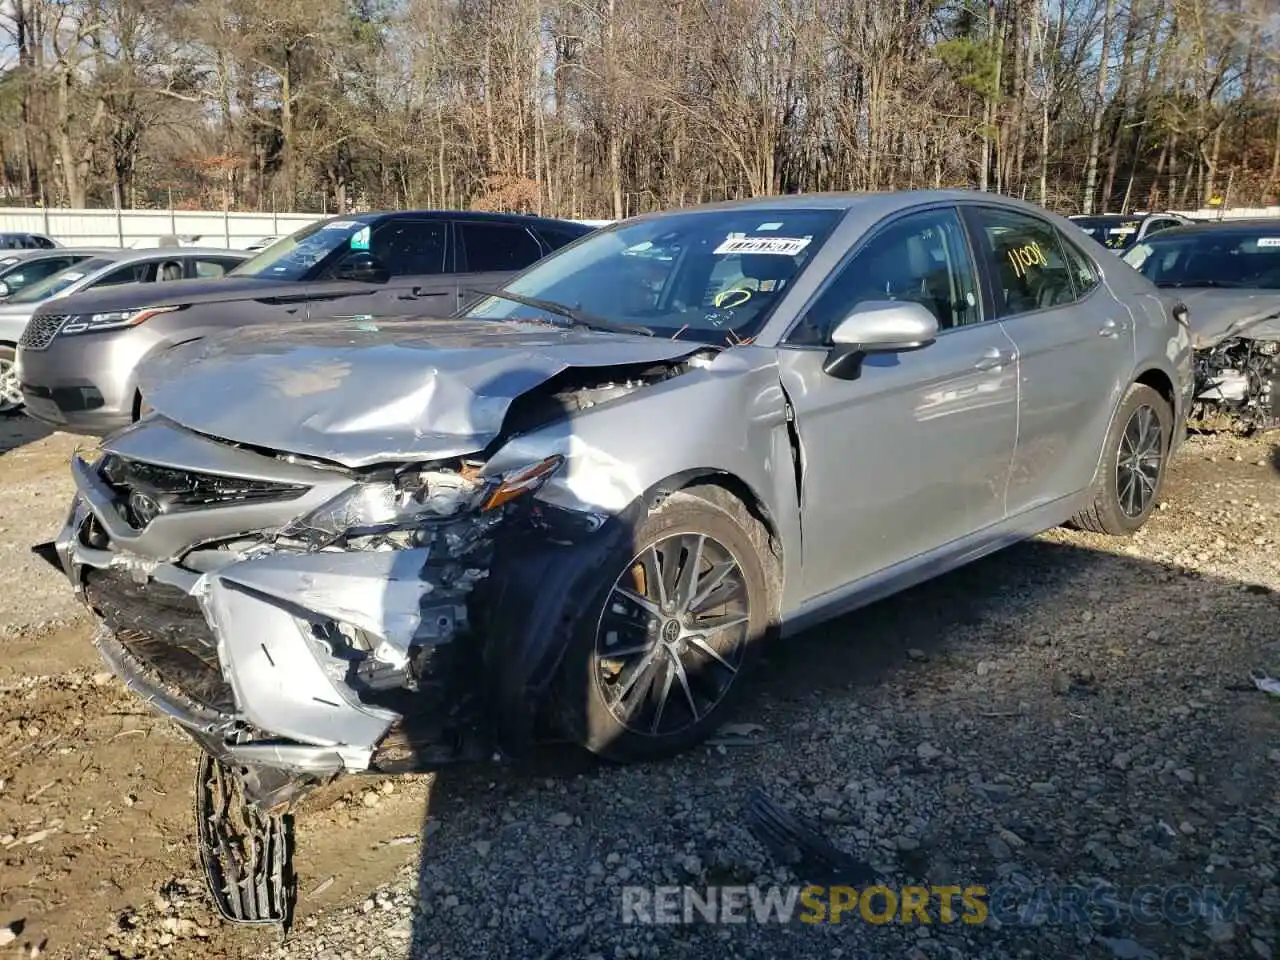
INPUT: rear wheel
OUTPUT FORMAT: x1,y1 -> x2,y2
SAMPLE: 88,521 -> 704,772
554,489 -> 773,763
0,344 -> 22,415
1071,383 -> 1172,535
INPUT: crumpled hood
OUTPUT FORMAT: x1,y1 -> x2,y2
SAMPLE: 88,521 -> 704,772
1177,289 -> 1280,347
137,318 -> 706,467
30,276 -> 307,317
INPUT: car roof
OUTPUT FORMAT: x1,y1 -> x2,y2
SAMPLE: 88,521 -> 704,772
344,210 -> 595,230
609,189 -> 1091,225
1133,217 -> 1280,240
83,247 -> 248,263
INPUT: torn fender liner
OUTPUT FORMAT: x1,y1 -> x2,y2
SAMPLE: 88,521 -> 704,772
477,499 -> 647,756
196,752 -> 295,929
136,318 -> 704,468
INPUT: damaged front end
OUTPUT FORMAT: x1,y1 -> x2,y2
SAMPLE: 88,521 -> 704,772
38,419 -> 599,814
1192,332 -> 1280,432
1185,301 -> 1280,433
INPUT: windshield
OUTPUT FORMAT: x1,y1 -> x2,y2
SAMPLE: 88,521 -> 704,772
1071,216 -> 1142,251
461,208 -> 843,343
1121,227 -> 1280,289
7,258 -> 110,304
229,218 -> 371,281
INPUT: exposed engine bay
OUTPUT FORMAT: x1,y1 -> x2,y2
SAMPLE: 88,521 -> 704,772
1191,335 -> 1280,432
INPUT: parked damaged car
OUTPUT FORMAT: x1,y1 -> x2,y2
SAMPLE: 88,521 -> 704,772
37,191 -> 1192,925
1122,219 -> 1280,431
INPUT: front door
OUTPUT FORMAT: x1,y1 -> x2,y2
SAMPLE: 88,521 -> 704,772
776,206 -> 1020,602
961,205 -> 1134,513
307,219 -> 453,321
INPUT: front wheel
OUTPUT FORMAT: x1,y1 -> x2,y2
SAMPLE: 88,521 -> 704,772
0,344 -> 22,415
554,488 -> 774,763
1070,383 -> 1172,535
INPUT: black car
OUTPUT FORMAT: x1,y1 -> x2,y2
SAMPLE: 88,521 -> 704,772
16,210 -> 597,434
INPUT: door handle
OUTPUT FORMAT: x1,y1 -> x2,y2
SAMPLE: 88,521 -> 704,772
973,347 -> 1012,371
1097,318 -> 1128,338
397,286 -> 448,300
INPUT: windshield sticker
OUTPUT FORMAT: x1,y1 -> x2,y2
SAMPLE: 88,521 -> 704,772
755,222 -> 784,231
714,235 -> 811,256
1007,241 -> 1049,279
1256,238 -> 1280,248
322,220 -> 359,230
350,226 -> 371,251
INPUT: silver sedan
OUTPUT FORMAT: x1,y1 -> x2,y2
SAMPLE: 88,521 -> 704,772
41,189 -> 1192,829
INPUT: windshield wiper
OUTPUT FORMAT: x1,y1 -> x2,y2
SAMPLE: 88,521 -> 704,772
467,288 -> 654,337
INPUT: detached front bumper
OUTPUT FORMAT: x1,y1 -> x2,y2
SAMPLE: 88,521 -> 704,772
38,452 -> 492,809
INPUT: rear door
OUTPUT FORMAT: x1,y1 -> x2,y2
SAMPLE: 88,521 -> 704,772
451,220 -> 550,311
306,218 -> 451,320
961,205 -> 1134,514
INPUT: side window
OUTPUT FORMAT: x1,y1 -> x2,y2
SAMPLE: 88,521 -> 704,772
790,207 -> 980,346
157,260 -> 184,282
1057,232 -> 1100,298
93,263 -> 153,287
368,220 -> 447,276
457,222 -> 544,272
192,258 -> 232,278
968,207 -> 1077,317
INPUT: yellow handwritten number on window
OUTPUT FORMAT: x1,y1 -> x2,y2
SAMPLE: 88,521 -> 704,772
1007,241 -> 1048,279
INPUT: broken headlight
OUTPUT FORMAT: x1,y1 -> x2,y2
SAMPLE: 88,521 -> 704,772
285,456 -> 564,540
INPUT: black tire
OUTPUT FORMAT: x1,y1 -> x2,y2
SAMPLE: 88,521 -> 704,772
1071,383 -> 1172,535
554,487 -> 775,763
0,343 -> 21,415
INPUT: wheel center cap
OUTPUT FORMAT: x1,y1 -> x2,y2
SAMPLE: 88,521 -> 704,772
661,619 -> 682,644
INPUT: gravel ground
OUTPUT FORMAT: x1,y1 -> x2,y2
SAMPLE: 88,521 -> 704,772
0,421 -> 1277,960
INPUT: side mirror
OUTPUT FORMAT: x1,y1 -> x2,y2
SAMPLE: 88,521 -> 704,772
822,300 -> 938,380
333,252 -> 390,284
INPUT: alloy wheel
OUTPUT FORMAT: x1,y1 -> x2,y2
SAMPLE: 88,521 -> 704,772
593,532 -> 752,737
0,356 -> 21,413
1116,403 -> 1163,518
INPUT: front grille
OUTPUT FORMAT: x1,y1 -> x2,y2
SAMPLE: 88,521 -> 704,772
18,314 -> 70,350
99,454 -> 310,529
84,567 -> 235,712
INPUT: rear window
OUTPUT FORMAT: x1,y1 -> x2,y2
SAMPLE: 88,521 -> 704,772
457,222 -> 545,272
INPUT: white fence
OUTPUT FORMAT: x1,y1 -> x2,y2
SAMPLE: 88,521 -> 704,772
0,198 -> 1269,252
0,207 -> 325,250
0,207 -> 617,250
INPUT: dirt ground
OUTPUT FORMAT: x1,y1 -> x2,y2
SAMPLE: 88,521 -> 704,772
0,416 -> 1277,960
